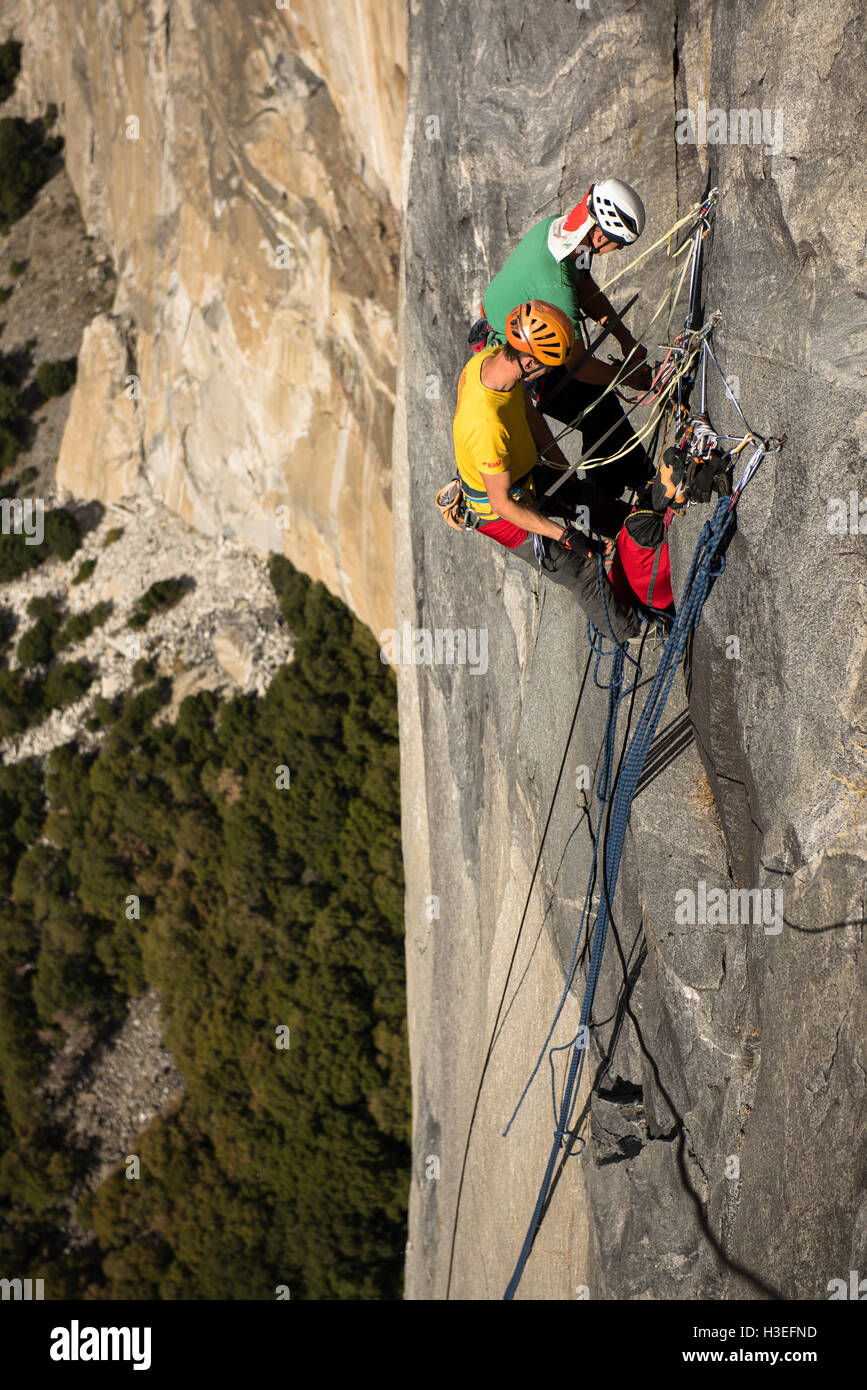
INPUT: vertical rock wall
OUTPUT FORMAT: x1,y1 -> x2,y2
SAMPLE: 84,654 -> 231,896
396,0 -> 866,1300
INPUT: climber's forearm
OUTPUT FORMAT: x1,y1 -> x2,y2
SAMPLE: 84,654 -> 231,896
494,494 -> 565,541
524,392 -> 569,468
577,276 -> 642,356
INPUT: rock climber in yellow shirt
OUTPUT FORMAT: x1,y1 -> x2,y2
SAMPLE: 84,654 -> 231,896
452,299 -> 641,643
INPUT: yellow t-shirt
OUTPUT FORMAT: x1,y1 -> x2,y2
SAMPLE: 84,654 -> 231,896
452,346 -> 537,520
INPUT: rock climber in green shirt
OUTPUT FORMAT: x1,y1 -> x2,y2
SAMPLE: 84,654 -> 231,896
476,179 -> 653,535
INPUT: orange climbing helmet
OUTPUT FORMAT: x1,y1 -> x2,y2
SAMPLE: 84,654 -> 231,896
505,300 -> 574,368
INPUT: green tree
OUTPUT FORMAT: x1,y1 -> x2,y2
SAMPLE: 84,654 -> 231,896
42,507 -> 81,561
41,660 -> 93,711
0,117 -> 60,231
0,604 -> 15,654
0,41 -> 22,103
0,668 -> 38,737
128,577 -> 187,628
72,557 -> 96,585
0,378 -> 24,423
53,601 -> 111,653
36,358 -> 77,398
0,556 -> 409,1300
17,614 -> 61,668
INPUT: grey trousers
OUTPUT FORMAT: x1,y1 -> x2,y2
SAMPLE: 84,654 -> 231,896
506,534 -> 641,642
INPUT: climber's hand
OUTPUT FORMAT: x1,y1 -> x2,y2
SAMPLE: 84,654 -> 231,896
621,359 -> 653,392
556,524 -> 594,560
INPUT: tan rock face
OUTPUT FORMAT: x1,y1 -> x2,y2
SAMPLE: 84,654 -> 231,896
56,314 -> 144,500
213,615 -> 258,690
5,0 -> 406,638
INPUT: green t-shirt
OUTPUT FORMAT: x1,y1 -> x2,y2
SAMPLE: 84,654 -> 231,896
484,216 -> 583,341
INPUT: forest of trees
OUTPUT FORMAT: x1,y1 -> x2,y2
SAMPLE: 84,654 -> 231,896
0,39 -> 63,237
0,557 -> 410,1299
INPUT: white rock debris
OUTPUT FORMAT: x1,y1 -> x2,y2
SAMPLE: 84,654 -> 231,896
1,490 -> 295,766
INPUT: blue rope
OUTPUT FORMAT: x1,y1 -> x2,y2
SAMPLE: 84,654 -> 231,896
503,499 -> 733,1300
501,791 -> 601,1141
501,584 -> 634,1141
501,572 -> 638,1138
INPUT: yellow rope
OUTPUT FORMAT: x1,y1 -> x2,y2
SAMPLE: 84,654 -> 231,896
578,348 -> 700,472
538,195 -> 720,479
552,195 -> 715,440
596,196 -> 709,298
541,251 -> 695,469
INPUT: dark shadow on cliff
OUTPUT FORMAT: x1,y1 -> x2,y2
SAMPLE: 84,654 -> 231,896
635,709 -> 695,796
534,900 -> 786,1300
64,498 -> 105,537
682,508 -> 738,703
527,635 -> 786,1298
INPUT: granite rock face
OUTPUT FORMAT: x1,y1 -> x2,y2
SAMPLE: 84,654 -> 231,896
1,0 -> 407,638
396,0 -> 866,1300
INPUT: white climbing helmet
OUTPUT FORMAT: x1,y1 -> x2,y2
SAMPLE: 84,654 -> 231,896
547,179 -> 646,263
589,179 -> 646,245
